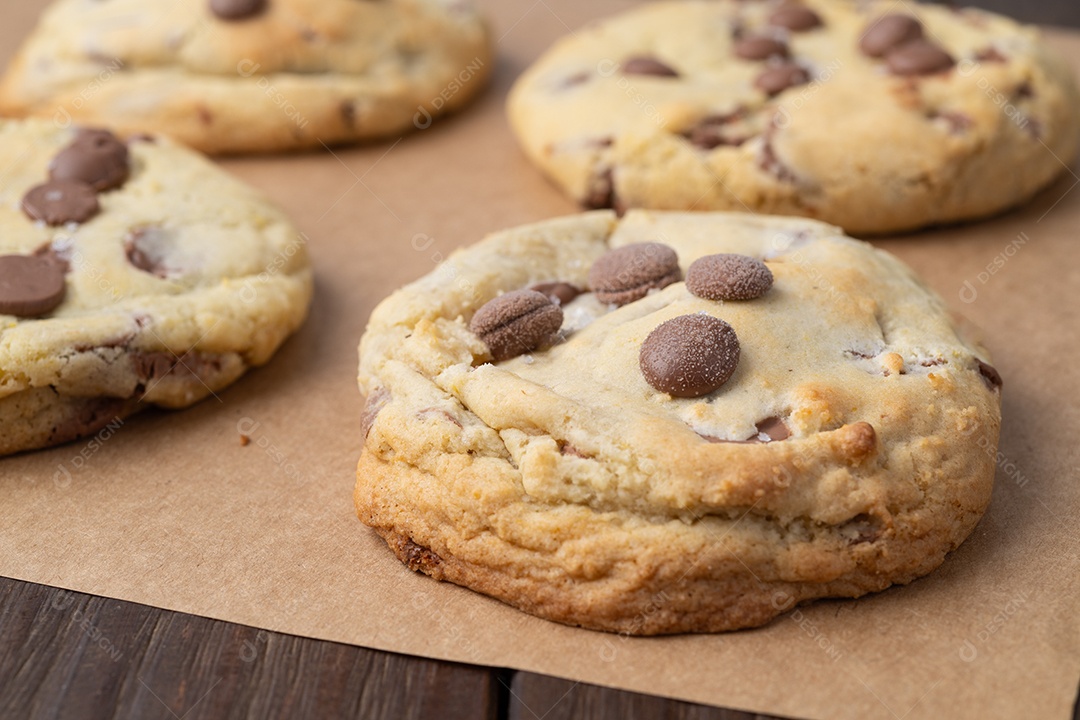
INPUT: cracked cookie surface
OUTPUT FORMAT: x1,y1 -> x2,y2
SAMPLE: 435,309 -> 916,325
356,209 -> 1001,634
0,119 -> 312,455
0,0 -> 492,154
507,0 -> 1080,234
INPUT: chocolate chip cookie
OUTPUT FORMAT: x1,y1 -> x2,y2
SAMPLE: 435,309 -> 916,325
0,0 -> 491,154
355,210 -> 1002,634
507,0 -> 1080,234
0,120 -> 312,455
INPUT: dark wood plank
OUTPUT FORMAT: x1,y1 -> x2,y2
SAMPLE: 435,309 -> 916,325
928,0 -> 1080,27
0,577 -> 495,720
511,671 -> 1080,720
508,673 -> 785,720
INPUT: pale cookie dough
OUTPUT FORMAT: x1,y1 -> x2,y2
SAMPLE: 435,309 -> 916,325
356,210 -> 1002,634
0,119 -> 312,455
0,0 -> 492,154
508,0 -> 1080,234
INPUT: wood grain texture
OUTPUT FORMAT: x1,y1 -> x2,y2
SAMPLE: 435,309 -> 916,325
0,578 -> 495,720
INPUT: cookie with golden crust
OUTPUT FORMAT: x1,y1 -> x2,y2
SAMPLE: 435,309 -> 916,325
0,120 -> 312,456
507,0 -> 1080,235
355,210 -> 1002,634
0,0 -> 491,154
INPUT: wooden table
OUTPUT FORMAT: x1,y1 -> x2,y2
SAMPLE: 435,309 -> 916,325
3,2 -> 1080,718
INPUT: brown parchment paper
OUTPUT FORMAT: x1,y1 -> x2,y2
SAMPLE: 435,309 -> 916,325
1,2 -> 1078,719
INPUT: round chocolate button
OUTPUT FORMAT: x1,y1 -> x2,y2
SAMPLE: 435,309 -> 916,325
755,62 -> 810,96
210,0 -> 267,21
859,14 -> 924,58
735,36 -> 790,61
22,180 -> 100,226
49,128 -> 130,192
0,255 -> 67,317
885,39 -> 955,76
588,243 -> 681,306
768,3 -> 823,32
640,314 -> 741,398
621,56 -> 680,77
470,290 -> 564,361
687,254 -> 774,301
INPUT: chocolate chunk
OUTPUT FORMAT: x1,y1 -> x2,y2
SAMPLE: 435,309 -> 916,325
361,388 -> 391,439
588,242 -> 681,306
560,442 -> 590,458
859,14 -> 923,58
974,47 -> 1008,63
768,3 -> 823,32
754,416 -> 790,441
132,352 -> 184,382
530,282 -> 582,306
621,56 -> 679,78
395,536 -> 442,574
50,129 -> 129,191
131,351 -> 224,387
124,226 -> 173,279
885,39 -> 955,76
640,314 -> 740,398
755,63 -> 810,96
759,122 -> 798,183
417,408 -> 463,428
0,254 -> 67,317
683,111 -> 752,150
209,0 -> 267,21
701,416 -> 791,444
469,290 -> 564,362
47,397 -> 134,449
734,35 -> 789,61
21,180 -> 99,226
976,359 -> 1003,391
687,254 -> 774,301
583,167 -> 615,210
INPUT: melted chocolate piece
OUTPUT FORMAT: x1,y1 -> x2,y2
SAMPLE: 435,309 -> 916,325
0,255 -> 67,317
588,243 -> 681,306
686,254 -> 774,301
640,315 -> 741,398
621,56 -> 679,77
469,290 -> 564,361
22,180 -> 99,226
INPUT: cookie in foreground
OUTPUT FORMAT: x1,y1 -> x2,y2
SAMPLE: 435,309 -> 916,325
0,120 -> 312,456
507,0 -> 1080,234
355,210 -> 1002,634
0,0 -> 491,154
